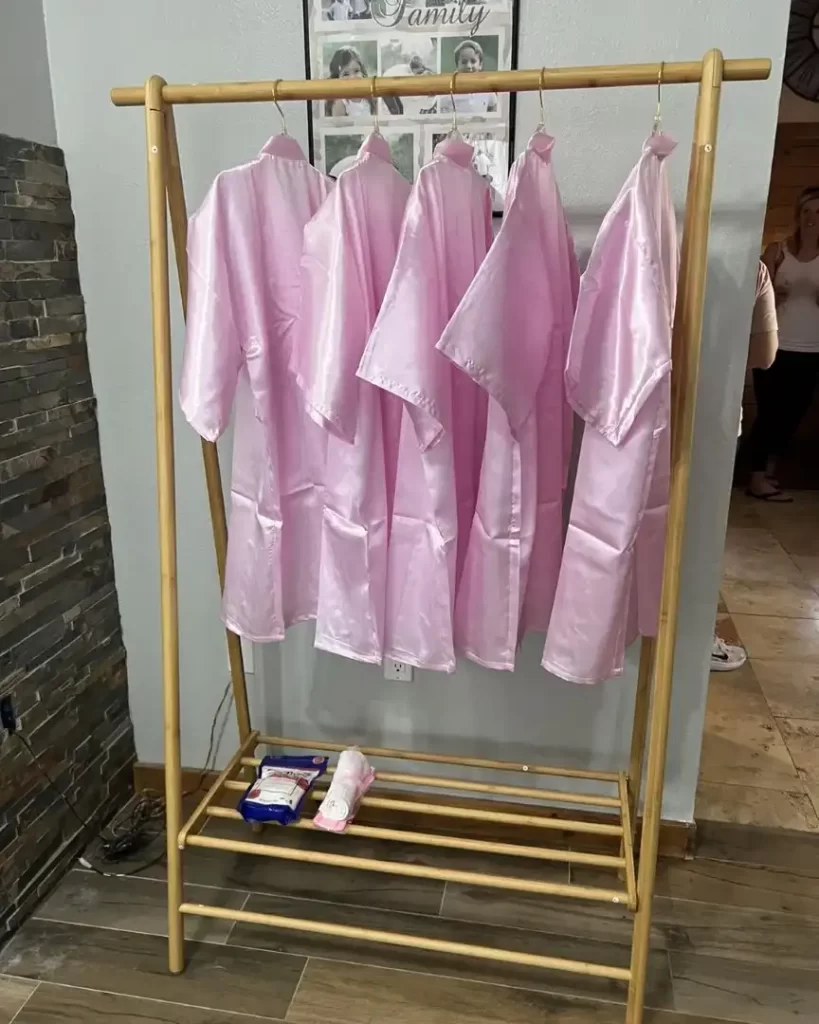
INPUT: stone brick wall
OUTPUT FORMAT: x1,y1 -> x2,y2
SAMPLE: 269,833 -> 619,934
0,134 -> 135,938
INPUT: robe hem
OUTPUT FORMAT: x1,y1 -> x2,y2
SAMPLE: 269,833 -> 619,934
540,657 -> 626,685
384,647 -> 456,674
314,635 -> 383,665
460,648 -> 516,672
221,611 -> 316,644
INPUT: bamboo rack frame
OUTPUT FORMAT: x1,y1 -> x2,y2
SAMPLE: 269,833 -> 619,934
113,51 -> 770,1024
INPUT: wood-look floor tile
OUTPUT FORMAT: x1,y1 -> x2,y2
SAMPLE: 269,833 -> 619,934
778,718 -> 819,781
654,898 -> 819,969
0,919 -> 304,1019
0,975 -> 37,1024
696,820 -> 819,876
721,577 -> 819,618
753,658 -> 819,719
35,870 -> 247,943
288,959 -> 697,1024
671,951 -> 819,1023
228,891 -> 674,1009
439,878 -> 667,970
733,614 -> 819,661
695,781 -> 819,831
655,854 -> 819,916
13,982 -> 282,1023
142,819 -> 447,914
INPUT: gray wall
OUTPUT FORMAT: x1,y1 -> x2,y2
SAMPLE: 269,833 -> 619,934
41,0 -> 788,821
0,0 -> 56,146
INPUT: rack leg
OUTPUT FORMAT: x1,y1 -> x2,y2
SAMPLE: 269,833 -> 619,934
145,76 -> 185,974
626,48 -> 724,1024
627,637 -> 654,833
162,106 -> 252,743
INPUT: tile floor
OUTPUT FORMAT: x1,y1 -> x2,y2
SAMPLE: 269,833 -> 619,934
3,817 -> 819,1023
697,488 -> 819,832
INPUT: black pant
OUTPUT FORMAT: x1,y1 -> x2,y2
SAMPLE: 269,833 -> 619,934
748,349 -> 819,472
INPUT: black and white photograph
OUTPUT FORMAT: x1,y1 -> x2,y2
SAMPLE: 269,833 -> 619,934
324,129 -> 417,180
306,0 -> 519,179
379,36 -> 438,115
321,0 -> 374,21
430,126 -> 508,210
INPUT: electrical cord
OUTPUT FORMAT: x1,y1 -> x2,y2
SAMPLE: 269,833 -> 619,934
10,678 -> 236,879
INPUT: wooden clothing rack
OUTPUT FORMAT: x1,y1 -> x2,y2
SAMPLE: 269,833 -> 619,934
111,50 -> 770,1024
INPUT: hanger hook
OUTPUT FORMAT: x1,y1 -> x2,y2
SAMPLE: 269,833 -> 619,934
538,67 -> 547,130
449,71 -> 460,137
272,79 -> 288,135
371,75 -> 380,134
653,62 -> 664,133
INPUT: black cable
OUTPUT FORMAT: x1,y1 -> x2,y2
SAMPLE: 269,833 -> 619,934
13,733 -> 166,877
10,678 -> 236,879
184,680 -> 233,798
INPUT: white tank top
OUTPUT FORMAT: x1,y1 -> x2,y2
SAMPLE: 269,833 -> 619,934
774,244 -> 819,353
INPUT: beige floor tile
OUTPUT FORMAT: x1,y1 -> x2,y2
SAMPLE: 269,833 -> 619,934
720,528 -> 802,585
721,578 -> 819,618
771,524 -> 819,558
778,719 -> 819,781
714,612 -> 742,646
695,782 -> 819,831
727,494 -> 766,530
793,555 -> 819,592
699,687 -> 800,791
0,976 -> 38,1024
733,615 -> 819,661
753,659 -> 819,720
759,489 -> 819,525
705,662 -> 771,719
804,783 -> 819,820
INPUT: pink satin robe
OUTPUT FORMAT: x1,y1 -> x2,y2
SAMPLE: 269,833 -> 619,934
291,133 -> 410,663
437,132 -> 578,670
180,136 -> 332,641
542,133 -> 678,683
357,138 -> 493,672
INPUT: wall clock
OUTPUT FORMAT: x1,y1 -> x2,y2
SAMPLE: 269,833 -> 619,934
785,0 -> 819,101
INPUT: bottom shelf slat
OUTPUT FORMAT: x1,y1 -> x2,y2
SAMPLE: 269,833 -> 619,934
185,833 -> 629,905
179,901 -> 632,982
258,734 -> 621,783
205,805 -> 626,870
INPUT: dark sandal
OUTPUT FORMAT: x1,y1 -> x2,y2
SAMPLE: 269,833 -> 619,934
745,488 -> 793,503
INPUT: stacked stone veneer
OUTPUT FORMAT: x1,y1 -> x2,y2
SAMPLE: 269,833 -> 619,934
0,133 -> 135,938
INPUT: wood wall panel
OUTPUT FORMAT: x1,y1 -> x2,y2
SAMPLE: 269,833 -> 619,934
763,121 -> 819,244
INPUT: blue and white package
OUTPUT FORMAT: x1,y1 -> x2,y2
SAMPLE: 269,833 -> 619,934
238,754 -> 328,825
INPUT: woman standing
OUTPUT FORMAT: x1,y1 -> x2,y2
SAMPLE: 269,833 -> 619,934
749,187 -> 819,500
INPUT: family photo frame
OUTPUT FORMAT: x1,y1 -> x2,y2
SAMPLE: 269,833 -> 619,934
303,0 -> 521,208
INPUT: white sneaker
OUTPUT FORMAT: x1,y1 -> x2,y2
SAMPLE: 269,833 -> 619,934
711,635 -> 747,672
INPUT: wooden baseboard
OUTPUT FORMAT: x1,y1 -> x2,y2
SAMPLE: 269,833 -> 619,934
133,762 -> 695,860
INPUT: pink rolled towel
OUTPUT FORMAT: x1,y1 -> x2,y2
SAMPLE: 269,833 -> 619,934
313,748 -> 375,833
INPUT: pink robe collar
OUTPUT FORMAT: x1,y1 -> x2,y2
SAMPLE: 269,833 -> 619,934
259,133 -> 308,160
358,131 -> 392,162
434,136 -> 475,167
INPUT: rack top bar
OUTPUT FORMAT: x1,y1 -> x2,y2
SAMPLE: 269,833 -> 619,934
111,57 -> 770,107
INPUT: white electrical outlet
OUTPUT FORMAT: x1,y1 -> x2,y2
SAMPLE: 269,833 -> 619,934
384,658 -> 414,681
